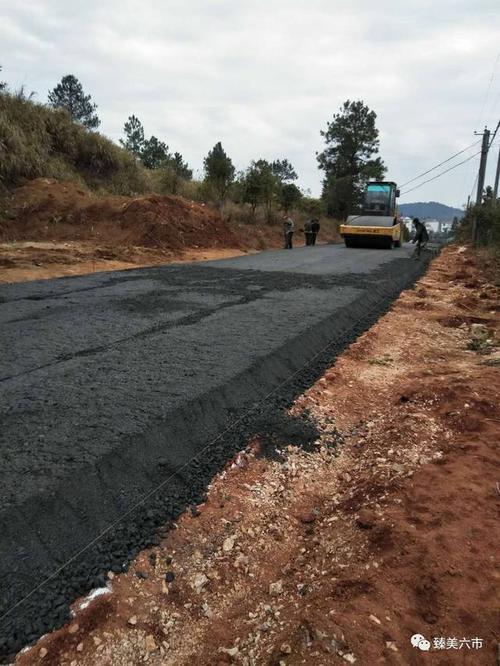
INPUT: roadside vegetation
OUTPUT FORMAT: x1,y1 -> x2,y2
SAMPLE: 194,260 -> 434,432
0,89 -> 146,195
457,186 -> 500,283
0,67 -> 387,231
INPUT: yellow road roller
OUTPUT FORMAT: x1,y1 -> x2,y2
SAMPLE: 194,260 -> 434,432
340,181 -> 404,249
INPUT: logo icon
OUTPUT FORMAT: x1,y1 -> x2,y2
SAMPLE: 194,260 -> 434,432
411,634 -> 431,651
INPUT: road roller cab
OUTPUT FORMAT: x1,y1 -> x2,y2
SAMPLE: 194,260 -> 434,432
340,181 -> 403,249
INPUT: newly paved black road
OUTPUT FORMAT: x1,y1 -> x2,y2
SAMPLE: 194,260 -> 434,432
0,243 -> 427,656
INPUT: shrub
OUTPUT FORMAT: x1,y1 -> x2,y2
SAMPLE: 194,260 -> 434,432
44,108 -> 81,162
104,160 -> 148,196
179,178 -> 206,202
458,204 -> 500,248
75,131 -> 125,177
0,95 -> 50,184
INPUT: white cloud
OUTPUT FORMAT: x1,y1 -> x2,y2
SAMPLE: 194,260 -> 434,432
1,0 -> 499,206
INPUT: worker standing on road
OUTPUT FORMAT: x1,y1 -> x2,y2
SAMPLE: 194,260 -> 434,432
310,218 -> 321,246
303,219 -> 313,246
283,214 -> 294,249
412,218 -> 429,258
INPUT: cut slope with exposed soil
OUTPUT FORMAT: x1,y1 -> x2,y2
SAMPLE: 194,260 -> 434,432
0,179 -> 340,284
0,178 -> 240,249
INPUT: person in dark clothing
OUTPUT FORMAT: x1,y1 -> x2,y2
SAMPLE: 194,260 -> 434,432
303,219 -> 313,246
310,219 -> 321,246
412,218 -> 429,257
283,215 -> 294,249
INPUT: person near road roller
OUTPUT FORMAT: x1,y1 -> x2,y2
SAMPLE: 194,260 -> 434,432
283,214 -> 294,249
310,219 -> 321,246
303,219 -> 313,246
412,218 -> 429,257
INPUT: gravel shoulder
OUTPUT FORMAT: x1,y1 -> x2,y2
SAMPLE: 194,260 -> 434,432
15,245 -> 500,665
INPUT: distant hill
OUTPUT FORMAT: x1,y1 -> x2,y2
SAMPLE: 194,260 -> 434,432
399,201 -> 464,221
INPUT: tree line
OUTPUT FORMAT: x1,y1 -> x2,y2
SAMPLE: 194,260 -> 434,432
2,69 -> 387,221
118,99 -> 386,220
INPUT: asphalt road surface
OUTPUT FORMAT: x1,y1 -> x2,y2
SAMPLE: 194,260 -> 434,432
0,243 -> 430,657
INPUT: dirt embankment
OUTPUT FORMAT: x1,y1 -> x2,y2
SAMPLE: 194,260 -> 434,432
0,179 -> 340,283
15,245 -> 499,665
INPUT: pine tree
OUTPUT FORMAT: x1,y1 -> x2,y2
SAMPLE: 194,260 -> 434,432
48,75 -> 100,129
317,100 -> 385,219
279,183 -> 302,212
120,115 -> 145,158
271,159 -> 300,215
203,142 -> 235,210
172,152 -> 192,180
160,153 -> 193,194
240,160 -> 282,222
252,159 -> 279,222
242,165 -> 264,218
271,159 -> 297,183
141,136 -> 171,169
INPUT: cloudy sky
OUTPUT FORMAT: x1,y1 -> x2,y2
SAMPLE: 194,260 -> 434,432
1,0 -> 499,207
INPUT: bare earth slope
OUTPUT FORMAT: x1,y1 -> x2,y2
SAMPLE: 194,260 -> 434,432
0,179 -> 340,283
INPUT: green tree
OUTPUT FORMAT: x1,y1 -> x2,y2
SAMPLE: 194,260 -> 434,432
141,135 -> 171,169
203,142 -> 235,210
241,159 -> 289,222
271,158 -> 297,183
160,152 -> 193,194
279,183 -> 302,212
317,99 -> 385,219
241,165 -> 264,218
171,152 -> 192,180
271,158 -> 300,215
252,159 -> 279,222
48,74 -> 100,129
0,65 -> 6,92
120,115 -> 145,158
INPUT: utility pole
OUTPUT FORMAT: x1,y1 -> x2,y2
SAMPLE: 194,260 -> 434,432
472,127 -> 490,243
493,143 -> 500,204
475,128 -> 490,205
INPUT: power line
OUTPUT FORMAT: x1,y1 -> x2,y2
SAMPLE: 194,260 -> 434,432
488,119 -> 500,148
401,122 -> 499,199
488,86 -> 500,122
399,139 -> 481,188
460,49 -> 500,198
400,149 -> 483,196
469,170 -> 479,203
465,122 -> 499,208
400,50 -> 500,201
474,50 -> 500,130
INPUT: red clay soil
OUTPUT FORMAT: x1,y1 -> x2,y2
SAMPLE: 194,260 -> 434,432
14,246 -> 500,666
0,179 -> 340,283
0,178 -> 241,249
